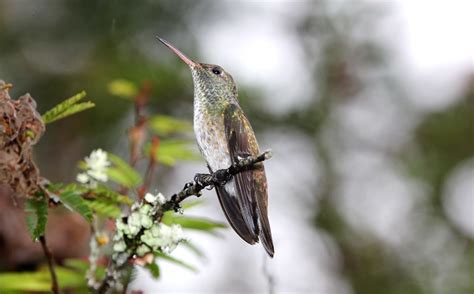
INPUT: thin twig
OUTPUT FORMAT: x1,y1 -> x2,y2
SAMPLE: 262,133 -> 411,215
39,235 -> 59,294
94,150 -> 272,294
262,252 -> 275,294
138,136 -> 160,200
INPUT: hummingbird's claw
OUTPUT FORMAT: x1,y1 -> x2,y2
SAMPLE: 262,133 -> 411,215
194,173 -> 207,187
183,181 -> 194,189
173,203 -> 182,213
212,169 -> 232,185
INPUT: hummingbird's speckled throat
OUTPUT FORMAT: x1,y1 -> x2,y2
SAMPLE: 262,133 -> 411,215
158,37 -> 274,257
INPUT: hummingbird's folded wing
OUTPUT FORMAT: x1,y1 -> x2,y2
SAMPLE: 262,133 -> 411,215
214,185 -> 258,245
224,104 -> 275,257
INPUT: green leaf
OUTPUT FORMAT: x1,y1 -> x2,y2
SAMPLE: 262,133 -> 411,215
144,262 -> 160,279
161,214 -> 227,232
59,183 -> 88,194
63,259 -> 89,272
149,139 -> 200,166
25,198 -> 48,240
42,91 -> 95,124
181,240 -> 206,259
64,258 -> 106,280
180,199 -> 205,210
0,266 -> 87,292
107,79 -> 138,98
86,199 -> 122,218
45,182 -> 66,193
154,251 -> 198,272
149,115 -> 192,136
59,190 -> 93,222
92,186 -> 132,205
0,271 -> 51,292
107,153 -> 142,188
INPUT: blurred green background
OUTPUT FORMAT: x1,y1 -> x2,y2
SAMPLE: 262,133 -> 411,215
0,0 -> 472,293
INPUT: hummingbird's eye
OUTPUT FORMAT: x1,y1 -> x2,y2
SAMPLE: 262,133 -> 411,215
212,67 -> 222,75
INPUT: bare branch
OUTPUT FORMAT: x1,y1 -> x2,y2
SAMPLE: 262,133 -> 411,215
39,235 -> 59,294
160,150 -> 272,214
94,150 -> 272,294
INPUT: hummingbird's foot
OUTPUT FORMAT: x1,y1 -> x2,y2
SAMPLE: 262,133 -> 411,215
194,173 -> 211,188
211,169 -> 232,185
172,203 -> 182,213
183,181 -> 194,189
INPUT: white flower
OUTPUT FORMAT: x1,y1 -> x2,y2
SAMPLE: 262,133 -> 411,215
170,224 -> 185,243
156,193 -> 166,205
113,241 -> 126,252
76,173 -> 89,184
87,169 -> 108,182
144,193 -> 157,203
144,192 -> 167,205
84,149 -> 110,182
85,149 -> 110,172
77,148 -> 111,187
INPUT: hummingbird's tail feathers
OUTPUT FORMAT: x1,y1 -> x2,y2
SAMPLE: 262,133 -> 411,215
256,192 -> 275,258
233,170 -> 259,235
215,185 -> 259,245
253,169 -> 275,258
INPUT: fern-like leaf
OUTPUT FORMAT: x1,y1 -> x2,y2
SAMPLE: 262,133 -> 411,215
86,199 -> 122,218
154,251 -> 197,272
60,190 -> 93,222
92,186 -> 132,205
149,115 -> 192,136
25,198 -> 48,241
107,153 -> 142,188
148,139 -> 199,166
161,214 -> 227,233
42,91 -> 94,124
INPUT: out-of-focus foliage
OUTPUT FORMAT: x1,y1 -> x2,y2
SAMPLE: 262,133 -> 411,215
107,79 -> 139,99
154,251 -> 198,273
150,115 -> 193,136
106,153 -> 143,188
407,90 -> 474,204
0,265 -> 88,292
0,258 -> 107,292
162,213 -> 227,233
152,139 -> 200,166
145,262 -> 161,279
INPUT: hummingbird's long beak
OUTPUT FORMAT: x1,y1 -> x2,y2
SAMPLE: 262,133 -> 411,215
157,37 -> 198,68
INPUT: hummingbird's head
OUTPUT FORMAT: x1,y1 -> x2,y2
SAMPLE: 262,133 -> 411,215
158,37 -> 237,98
191,63 -> 237,97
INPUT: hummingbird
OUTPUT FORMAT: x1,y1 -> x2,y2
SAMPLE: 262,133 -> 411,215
158,38 -> 274,257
